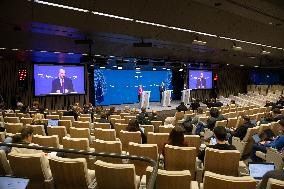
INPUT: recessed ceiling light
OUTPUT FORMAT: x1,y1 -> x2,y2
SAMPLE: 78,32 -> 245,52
82,53 -> 88,56
232,45 -> 242,51
226,64 -> 229,66
0,48 -> 6,50
167,68 -> 170,71
95,54 -> 101,57
112,65 -> 117,68
162,68 -> 166,70
135,67 -> 140,70
153,68 -> 156,71
262,50 -> 270,55
40,50 -> 47,53
254,65 -> 259,68
118,66 -> 122,70
11,48 -> 19,51
179,69 -> 183,72
54,51 -> 60,54
240,65 -> 244,67
99,66 -> 105,69
68,52 -> 74,55
268,22 -> 273,25
249,56 -> 256,59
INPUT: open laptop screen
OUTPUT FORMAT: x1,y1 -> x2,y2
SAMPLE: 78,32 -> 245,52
249,162 -> 275,179
48,119 -> 59,126
0,176 -> 29,189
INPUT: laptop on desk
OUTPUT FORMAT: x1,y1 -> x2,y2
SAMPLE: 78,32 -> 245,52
48,119 -> 59,126
248,162 -> 275,180
0,176 -> 29,189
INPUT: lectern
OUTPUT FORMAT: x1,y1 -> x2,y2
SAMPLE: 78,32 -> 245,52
141,91 -> 151,109
162,90 -> 173,107
181,89 -> 191,105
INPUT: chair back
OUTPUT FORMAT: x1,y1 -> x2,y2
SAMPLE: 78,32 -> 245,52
58,120 -> 72,133
26,124 -> 46,136
159,126 -> 173,133
61,116 -> 75,123
32,135 -> 60,148
114,123 -> 128,137
20,117 -> 33,126
47,126 -> 67,144
0,150 -> 12,175
266,178 -> 284,189
92,139 -> 122,163
184,135 -> 201,154
147,132 -> 169,154
94,122 -> 111,129
119,131 -> 141,151
69,127 -> 90,139
151,121 -> 162,132
46,114 -> 60,120
4,117 -> 20,123
94,128 -> 116,141
5,123 -> 23,134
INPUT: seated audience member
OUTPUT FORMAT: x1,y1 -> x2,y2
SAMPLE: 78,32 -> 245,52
264,100 -> 275,107
31,113 -> 48,135
63,105 -> 79,121
30,101 -> 40,112
176,102 -> 188,112
148,111 -> 162,122
214,100 -> 223,107
20,105 -> 29,114
180,117 -> 193,135
164,117 -> 175,128
198,126 -> 236,162
98,112 -> 114,129
136,107 -> 151,125
259,112 -> 274,125
250,119 -> 284,162
258,165 -> 284,189
206,108 -> 226,131
162,126 -> 188,156
259,129 -> 275,142
229,115 -> 254,142
190,99 -> 200,112
0,134 -> 23,154
126,119 -> 147,144
229,100 -> 236,106
272,108 -> 284,122
276,95 -> 284,107
107,106 -> 116,118
94,106 -> 104,115
123,106 -> 131,113
191,107 -> 206,125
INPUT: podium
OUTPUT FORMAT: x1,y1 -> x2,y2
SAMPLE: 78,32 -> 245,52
181,89 -> 191,105
162,90 -> 173,107
141,91 -> 151,109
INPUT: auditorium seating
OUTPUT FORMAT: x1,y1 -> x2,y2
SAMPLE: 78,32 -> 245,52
0,150 -> 12,175
164,145 -> 196,180
140,125 -> 154,136
8,152 -> 53,189
119,131 -> 141,152
94,160 -> 140,189
49,156 -> 96,189
5,123 -> 23,134
20,117 -> 33,126
69,127 -> 92,141
46,114 -> 60,120
158,126 -> 174,133
266,178 -> 284,189
147,132 -> 169,154
128,142 -> 158,176
184,135 -> 201,154
93,122 -> 111,129
26,124 -> 46,136
4,116 -> 20,123
200,171 -> 256,189
145,167 -> 198,189
94,128 -> 117,141
114,123 -> 128,137
256,147 -> 284,170
47,126 -> 67,144
32,135 -> 61,148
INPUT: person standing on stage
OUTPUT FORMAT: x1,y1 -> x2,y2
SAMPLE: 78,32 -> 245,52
138,85 -> 143,102
159,82 -> 166,103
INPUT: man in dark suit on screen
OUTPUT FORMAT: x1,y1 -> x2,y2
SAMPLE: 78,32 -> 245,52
51,69 -> 74,94
159,82 -> 166,103
196,72 -> 206,89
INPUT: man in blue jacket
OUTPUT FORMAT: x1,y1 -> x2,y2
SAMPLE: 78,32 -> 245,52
251,119 -> 284,162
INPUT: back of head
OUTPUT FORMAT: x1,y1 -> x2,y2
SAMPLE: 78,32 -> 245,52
210,108 -> 219,118
242,115 -> 250,123
213,126 -> 227,141
141,107 -> 146,113
12,134 -> 22,143
127,119 -> 140,132
279,119 -> 284,127
180,102 -> 185,106
169,126 -> 185,146
100,113 -> 107,119
20,127 -> 34,142
273,108 -> 281,115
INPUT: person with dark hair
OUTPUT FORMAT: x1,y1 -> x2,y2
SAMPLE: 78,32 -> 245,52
272,108 -> 284,121
259,112 -> 274,125
176,102 -> 188,112
180,118 -> 193,135
190,99 -> 200,112
136,107 -> 151,125
126,119 -> 147,144
206,108 -> 226,130
250,119 -> 284,162
63,105 -> 79,121
198,126 -> 236,162
98,112 -> 114,129
230,115 -> 254,141
107,106 -> 116,118
191,107 -> 206,125
258,166 -> 284,189
51,68 -> 74,94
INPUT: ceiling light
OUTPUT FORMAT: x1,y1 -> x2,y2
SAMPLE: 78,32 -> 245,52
11,48 -> 18,51
40,50 -> 47,53
100,66 -> 105,69
95,54 -> 101,57
240,65 -> 244,67
153,68 -> 157,71
68,52 -> 74,55
268,22 -> 273,25
249,56 -> 256,59
226,64 -> 229,66
82,53 -> 88,56
261,50 -> 270,55
162,68 -> 166,70
112,65 -> 117,68
232,45 -> 242,51
54,51 -> 60,54
0,48 -> 6,50
167,68 -> 171,71
118,66 -> 123,70
135,67 -> 140,70
109,55 -> 115,58
254,65 -> 259,68
179,69 -> 183,72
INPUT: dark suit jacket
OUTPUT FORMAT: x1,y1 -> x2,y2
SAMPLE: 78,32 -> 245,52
233,122 -> 254,140
196,77 -> 206,89
176,104 -> 188,112
51,77 -> 74,93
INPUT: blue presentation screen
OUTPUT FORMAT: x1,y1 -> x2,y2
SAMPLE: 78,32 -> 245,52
94,69 -> 172,105
34,64 -> 85,96
188,70 -> 212,89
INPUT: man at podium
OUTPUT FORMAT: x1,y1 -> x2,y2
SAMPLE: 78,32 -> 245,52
138,85 -> 143,102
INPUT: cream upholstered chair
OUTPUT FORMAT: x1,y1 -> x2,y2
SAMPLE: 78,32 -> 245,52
58,120 -> 72,133
215,120 -> 228,127
151,120 -> 163,132
69,127 -> 91,139
47,126 -> 67,144
26,124 -> 46,135
73,121 -> 92,129
8,152 -> 53,189
93,122 -> 111,129
20,117 -> 33,126
62,137 -> 91,151
145,166 -> 198,189
94,128 -> 116,141
164,144 -> 196,180
46,114 -> 60,120
4,117 -> 20,123
201,171 -> 256,189
94,160 -> 140,189
140,125 -> 154,135
0,150 -> 12,175
159,126 -> 174,133
61,116 -> 75,123
114,123 -> 128,137
266,178 -> 284,189
32,135 -> 61,148
119,131 -> 141,152
124,115 -> 136,124
184,135 -> 201,154
49,156 -> 95,189
78,116 -> 91,122
128,142 -> 158,176
5,123 -> 23,134
203,148 -> 241,177
232,126 -> 260,156
109,114 -> 121,120
79,114 -> 91,118
227,118 -> 238,128
5,113 -> 16,117
91,139 -> 122,163
147,132 -> 169,154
